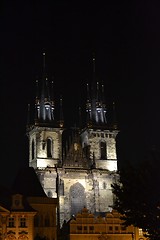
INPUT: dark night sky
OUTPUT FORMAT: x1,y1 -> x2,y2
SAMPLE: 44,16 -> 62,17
1,0 -> 160,188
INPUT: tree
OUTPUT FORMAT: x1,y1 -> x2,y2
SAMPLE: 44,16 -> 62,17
112,148 -> 160,240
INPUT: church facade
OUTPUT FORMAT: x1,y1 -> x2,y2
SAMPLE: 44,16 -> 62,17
26,53 -> 119,227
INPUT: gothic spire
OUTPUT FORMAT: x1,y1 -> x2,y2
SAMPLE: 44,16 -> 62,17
85,54 -> 107,128
34,52 -> 56,126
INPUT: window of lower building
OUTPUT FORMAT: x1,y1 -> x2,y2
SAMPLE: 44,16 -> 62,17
84,226 -> 87,230
89,226 -> 94,230
121,226 -> 126,231
139,228 -> 143,236
77,226 -> 82,231
20,217 -> 26,227
89,226 -> 94,232
8,217 -> 15,228
109,226 -> 113,231
115,226 -> 119,231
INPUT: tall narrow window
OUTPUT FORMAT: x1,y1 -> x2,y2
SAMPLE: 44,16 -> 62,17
32,140 -> 34,160
47,138 -> 53,158
103,182 -> 106,189
8,217 -> 15,227
100,141 -> 106,159
20,217 -> 26,227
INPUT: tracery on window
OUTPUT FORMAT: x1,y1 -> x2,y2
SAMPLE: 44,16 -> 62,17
70,182 -> 86,216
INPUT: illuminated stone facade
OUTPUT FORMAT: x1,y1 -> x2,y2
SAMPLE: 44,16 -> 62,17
28,126 -> 119,227
27,54 -> 119,227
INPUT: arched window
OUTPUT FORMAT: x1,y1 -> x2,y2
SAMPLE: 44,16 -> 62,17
47,191 -> 52,198
59,179 -> 64,196
70,182 -> 86,216
32,140 -> 34,160
100,141 -> 106,159
47,138 -> 53,158
103,182 -> 106,189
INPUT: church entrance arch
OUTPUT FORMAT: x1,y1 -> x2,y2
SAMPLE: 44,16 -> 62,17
70,182 -> 86,216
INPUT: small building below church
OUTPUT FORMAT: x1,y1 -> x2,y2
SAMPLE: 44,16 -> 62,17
11,167 -> 58,240
61,207 -> 147,240
0,193 -> 36,240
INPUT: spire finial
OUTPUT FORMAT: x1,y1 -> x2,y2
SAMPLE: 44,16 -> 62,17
92,52 -> 96,74
112,101 -> 118,129
59,95 -> 64,128
43,52 -> 46,74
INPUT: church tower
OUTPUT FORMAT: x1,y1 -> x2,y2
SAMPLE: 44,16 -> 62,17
27,53 -> 119,228
81,54 -> 118,171
27,53 -> 64,199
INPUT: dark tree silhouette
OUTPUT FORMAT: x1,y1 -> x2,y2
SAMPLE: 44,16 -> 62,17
112,148 -> 160,240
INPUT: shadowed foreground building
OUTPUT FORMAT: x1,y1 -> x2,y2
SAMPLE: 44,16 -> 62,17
0,193 -> 36,240
11,167 -> 58,240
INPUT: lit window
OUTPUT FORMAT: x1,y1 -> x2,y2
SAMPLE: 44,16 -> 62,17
8,217 -> 15,227
20,217 -> 26,227
139,228 -> 143,236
